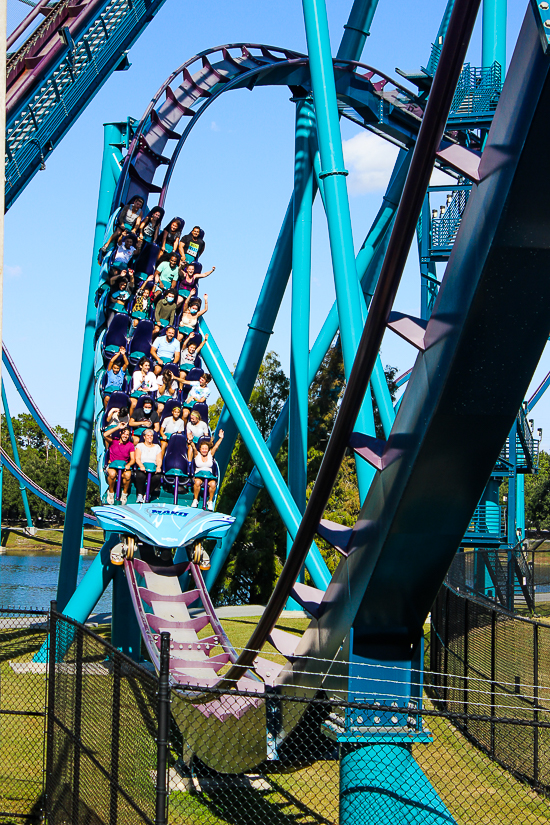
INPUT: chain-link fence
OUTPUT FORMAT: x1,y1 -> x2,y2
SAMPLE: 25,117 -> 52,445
0,608 -> 48,824
3,602 -> 550,824
430,584 -> 550,795
46,610 -> 166,825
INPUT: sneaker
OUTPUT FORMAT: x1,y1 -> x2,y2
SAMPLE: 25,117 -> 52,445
207,501 -> 214,511
136,494 -> 144,504
120,492 -> 128,505
107,491 -> 115,505
191,499 -> 198,508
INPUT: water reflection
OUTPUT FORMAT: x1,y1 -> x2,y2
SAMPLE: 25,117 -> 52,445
0,550 -> 112,613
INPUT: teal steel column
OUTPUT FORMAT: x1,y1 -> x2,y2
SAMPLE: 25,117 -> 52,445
205,151 -> 411,590
213,199 -> 295,480
57,122 -> 125,611
482,0 -> 506,70
426,0 -> 456,74
214,0 -> 381,482
200,319 -> 330,591
287,98 -> 314,593
34,535 -> 120,662
301,0 -> 375,501
112,565 -> 141,660
337,0 -> 380,60
1,381 -> 33,531
516,473 -> 525,541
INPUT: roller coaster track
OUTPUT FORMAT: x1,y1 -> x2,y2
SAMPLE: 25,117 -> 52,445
0,447 -> 97,524
2,344 -> 99,485
111,42 -> 480,212
93,4 -> 550,730
5,0 -> 169,210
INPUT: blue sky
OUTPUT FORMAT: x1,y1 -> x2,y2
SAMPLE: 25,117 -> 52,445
5,0 -> 547,448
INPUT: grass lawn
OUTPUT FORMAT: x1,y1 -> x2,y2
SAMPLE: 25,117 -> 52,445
0,527 -> 104,551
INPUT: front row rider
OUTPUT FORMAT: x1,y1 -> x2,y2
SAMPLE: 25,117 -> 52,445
188,430 -> 224,511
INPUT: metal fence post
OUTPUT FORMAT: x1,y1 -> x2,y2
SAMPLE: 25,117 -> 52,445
490,608 -> 496,757
156,632 -> 170,825
534,622 -> 539,783
72,626 -> 83,823
463,597 -> 469,727
443,587 -> 450,707
110,655 -> 121,825
45,600 -> 57,819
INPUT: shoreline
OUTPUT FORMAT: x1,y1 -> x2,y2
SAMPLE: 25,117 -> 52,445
1,526 -> 103,552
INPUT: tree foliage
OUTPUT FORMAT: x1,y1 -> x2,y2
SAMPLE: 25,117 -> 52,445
525,450 -> 550,530
212,340 -> 398,604
1,413 -> 100,524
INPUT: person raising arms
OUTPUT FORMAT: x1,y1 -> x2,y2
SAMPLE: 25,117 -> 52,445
180,332 -> 208,372
104,347 -> 129,407
176,262 -> 215,307
177,291 -> 208,342
129,357 -> 157,414
188,430 -> 224,510
98,196 -> 144,262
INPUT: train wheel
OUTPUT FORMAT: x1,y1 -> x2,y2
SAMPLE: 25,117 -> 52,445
125,536 -> 135,561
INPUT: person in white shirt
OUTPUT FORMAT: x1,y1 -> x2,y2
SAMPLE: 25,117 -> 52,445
186,410 -> 210,443
130,358 -> 158,414
160,406 -> 186,455
187,430 -> 224,510
181,373 -> 212,421
134,429 -> 162,503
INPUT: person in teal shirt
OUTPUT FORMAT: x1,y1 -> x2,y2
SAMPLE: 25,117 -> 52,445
144,252 -> 180,298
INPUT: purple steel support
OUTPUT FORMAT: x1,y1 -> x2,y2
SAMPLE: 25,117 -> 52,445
115,469 -> 123,501
145,472 -> 152,503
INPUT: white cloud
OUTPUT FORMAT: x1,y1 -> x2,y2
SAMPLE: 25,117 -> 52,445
430,166 -> 456,186
5,265 -> 22,278
342,131 -> 399,195
210,121 -> 220,132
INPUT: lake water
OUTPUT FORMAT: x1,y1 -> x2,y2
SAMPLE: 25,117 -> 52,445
0,550 -> 112,614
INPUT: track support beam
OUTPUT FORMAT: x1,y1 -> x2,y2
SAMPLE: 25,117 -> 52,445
57,122 -> 125,611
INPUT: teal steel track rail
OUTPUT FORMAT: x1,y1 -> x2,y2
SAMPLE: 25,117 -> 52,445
5,0 -> 169,210
0,447 -> 97,525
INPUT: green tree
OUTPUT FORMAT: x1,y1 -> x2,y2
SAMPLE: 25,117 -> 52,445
1,413 -> 100,524
212,341 -> 398,602
525,450 -> 550,530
